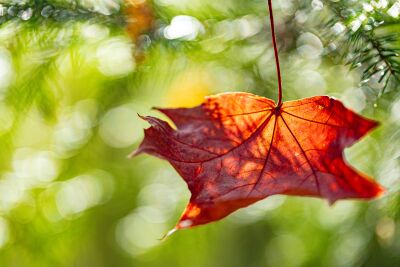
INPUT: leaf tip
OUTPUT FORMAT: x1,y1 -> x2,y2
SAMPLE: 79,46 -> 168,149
127,149 -> 142,159
327,198 -> 337,206
159,227 -> 178,241
375,184 -> 387,198
372,119 -> 381,130
137,113 -> 146,120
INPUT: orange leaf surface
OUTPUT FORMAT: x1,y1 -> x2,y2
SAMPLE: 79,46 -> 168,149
131,92 -> 384,229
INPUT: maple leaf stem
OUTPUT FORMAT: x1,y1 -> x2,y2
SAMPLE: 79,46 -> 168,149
267,0 -> 283,107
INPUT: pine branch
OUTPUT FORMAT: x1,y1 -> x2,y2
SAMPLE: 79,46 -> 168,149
363,31 -> 400,93
0,0 -> 125,25
323,0 -> 400,94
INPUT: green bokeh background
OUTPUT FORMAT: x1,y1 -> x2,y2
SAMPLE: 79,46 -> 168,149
0,0 -> 399,266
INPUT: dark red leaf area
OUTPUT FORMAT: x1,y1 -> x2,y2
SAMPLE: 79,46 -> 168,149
132,93 -> 384,229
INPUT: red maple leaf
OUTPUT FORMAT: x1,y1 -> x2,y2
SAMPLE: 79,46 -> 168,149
131,92 -> 384,230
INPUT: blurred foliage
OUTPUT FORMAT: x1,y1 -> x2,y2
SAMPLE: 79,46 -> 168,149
0,0 -> 399,267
